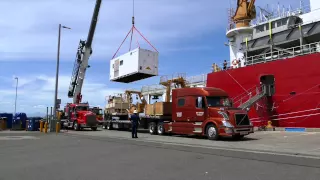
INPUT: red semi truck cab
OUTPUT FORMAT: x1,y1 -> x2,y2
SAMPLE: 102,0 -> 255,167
163,87 -> 254,140
63,103 -> 98,131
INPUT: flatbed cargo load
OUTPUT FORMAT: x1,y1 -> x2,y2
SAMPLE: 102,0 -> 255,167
154,102 -> 172,115
109,48 -> 159,83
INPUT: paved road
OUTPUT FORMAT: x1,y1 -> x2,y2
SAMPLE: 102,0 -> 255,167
68,128 -> 320,157
0,131 -> 319,180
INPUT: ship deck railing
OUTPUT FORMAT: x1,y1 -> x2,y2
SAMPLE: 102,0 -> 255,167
141,74 -> 207,95
226,4 -> 311,32
245,41 -> 320,66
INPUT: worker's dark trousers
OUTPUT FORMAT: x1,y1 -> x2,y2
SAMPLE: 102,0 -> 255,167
131,123 -> 138,138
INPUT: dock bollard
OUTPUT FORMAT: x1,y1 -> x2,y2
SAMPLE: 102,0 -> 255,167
26,120 -> 28,131
55,122 -> 60,134
0,119 -> 5,130
40,121 -> 44,132
44,122 -> 48,133
266,120 -> 275,131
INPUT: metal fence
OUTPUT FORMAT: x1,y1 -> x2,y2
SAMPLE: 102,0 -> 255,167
141,74 -> 207,94
246,41 -> 320,66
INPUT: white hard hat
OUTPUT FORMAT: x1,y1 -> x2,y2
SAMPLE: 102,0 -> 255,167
133,110 -> 138,113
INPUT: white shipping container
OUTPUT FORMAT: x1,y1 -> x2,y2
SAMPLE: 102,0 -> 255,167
110,48 -> 159,83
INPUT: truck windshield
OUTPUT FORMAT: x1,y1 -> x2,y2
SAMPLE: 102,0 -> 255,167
206,96 -> 232,107
76,106 -> 89,111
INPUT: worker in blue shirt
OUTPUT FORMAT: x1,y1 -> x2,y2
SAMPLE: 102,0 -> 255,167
130,110 -> 139,138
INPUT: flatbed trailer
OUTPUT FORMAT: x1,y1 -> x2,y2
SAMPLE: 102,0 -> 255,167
103,87 -> 255,140
102,113 -> 171,135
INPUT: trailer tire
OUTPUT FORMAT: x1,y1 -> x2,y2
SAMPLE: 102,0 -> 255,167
149,122 -> 157,135
73,121 -> 80,131
107,122 -> 113,130
206,124 -> 219,140
91,127 -> 97,131
157,123 -> 165,135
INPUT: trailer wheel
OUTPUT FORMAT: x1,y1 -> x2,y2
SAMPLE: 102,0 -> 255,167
107,122 -> 113,130
149,122 -> 157,135
73,121 -> 80,131
206,124 -> 219,140
157,123 -> 165,135
91,127 -> 97,131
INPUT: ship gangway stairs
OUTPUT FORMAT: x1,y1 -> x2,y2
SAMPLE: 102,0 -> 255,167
233,84 -> 275,110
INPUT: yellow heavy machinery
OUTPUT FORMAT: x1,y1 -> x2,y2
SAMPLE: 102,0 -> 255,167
125,90 -> 147,113
160,74 -> 188,102
232,0 -> 256,28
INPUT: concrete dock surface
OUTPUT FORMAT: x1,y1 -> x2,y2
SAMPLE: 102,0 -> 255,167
0,130 -> 319,180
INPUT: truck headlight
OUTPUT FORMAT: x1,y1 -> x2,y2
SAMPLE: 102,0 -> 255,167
249,121 -> 253,126
222,120 -> 234,128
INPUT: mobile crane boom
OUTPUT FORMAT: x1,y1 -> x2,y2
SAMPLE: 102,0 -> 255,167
68,0 -> 102,104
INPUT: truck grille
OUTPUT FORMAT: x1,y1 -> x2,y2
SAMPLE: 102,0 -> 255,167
86,115 -> 97,126
235,114 -> 250,126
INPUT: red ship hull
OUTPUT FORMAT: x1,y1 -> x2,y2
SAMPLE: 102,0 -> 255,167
207,53 -> 320,128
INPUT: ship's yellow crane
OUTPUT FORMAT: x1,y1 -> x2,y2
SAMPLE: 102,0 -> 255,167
160,75 -> 188,103
232,0 -> 256,28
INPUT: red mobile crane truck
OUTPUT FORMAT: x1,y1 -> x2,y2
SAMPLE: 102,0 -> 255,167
62,0 -> 102,131
105,87 -> 254,140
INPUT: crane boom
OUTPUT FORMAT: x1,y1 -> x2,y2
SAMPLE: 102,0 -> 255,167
67,0 -> 102,104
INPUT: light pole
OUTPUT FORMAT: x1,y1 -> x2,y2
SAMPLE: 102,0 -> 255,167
14,77 -> 18,116
52,24 -> 71,132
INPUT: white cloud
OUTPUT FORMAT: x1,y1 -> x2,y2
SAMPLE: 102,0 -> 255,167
0,0 -> 302,61
0,0 -> 226,61
0,74 -> 125,115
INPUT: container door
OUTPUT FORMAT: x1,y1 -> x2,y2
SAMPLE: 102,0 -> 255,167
114,59 -> 120,78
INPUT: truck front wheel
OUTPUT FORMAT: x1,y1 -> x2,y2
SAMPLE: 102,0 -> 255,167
206,124 -> 219,140
73,121 -> 80,131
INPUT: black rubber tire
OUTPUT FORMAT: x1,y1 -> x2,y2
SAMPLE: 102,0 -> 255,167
206,124 -> 219,140
149,122 -> 157,135
91,127 -> 97,131
157,123 -> 165,135
73,121 -> 80,131
107,122 -> 113,130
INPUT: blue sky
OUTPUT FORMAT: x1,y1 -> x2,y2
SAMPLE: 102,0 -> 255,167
0,0 -> 304,116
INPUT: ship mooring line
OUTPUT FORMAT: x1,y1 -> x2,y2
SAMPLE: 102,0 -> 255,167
224,70 -> 248,93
